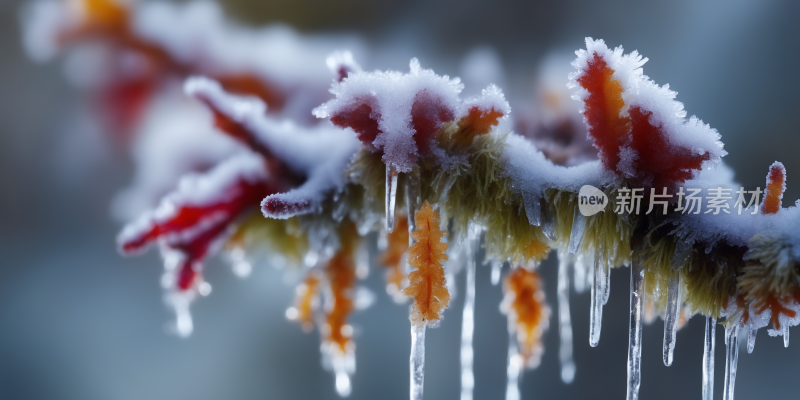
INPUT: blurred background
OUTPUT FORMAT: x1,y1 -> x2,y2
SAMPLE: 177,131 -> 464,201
1,0 -> 799,399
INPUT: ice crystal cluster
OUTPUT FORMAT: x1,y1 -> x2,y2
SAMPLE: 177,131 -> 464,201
22,1 -> 800,399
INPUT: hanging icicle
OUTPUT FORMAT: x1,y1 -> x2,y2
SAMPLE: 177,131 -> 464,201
702,317 -> 716,400
663,270 -> 681,366
410,325 -> 426,400
386,163 -> 399,232
723,326 -> 740,400
505,329 -> 522,400
747,326 -> 757,354
540,199 -> 557,241
403,200 -> 451,400
568,207 -> 586,255
626,255 -> 645,400
783,324 -> 790,348
589,251 -> 607,347
460,227 -> 480,400
491,260 -> 503,285
557,251 -> 576,383
573,253 -> 590,294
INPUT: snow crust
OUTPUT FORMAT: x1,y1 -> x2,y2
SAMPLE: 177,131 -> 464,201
112,90 -> 244,221
314,58 -> 465,172
670,164 -> 800,256
569,38 -> 727,171
501,133 -> 612,198
185,77 -> 361,218
117,151 -> 268,250
131,1 -> 365,93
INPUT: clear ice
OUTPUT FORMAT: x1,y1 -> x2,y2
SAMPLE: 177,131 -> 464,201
332,352 -> 355,397
505,330 -> 521,400
540,199 -> 558,241
490,260 -> 502,286
626,257 -> 645,400
589,252 -> 607,347
603,257 -> 611,305
702,317 -> 716,400
573,253 -> 589,294
747,326 -> 756,354
557,251 -> 576,383
568,207 -> 586,255
406,170 -> 421,234
523,191 -> 542,226
386,163 -> 399,233
663,271 -> 681,366
723,326 -> 739,400
460,228 -> 480,400
670,240 -> 693,270
410,325 -> 426,400
784,324 -> 790,348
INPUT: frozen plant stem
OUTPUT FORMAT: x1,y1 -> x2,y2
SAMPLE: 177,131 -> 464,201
589,253 -> 606,347
702,317 -> 716,400
627,257 -> 645,400
505,330 -> 521,400
723,327 -> 739,400
460,232 -> 478,400
410,325 -> 426,400
386,163 -> 399,233
557,252 -> 575,383
663,271 -> 681,366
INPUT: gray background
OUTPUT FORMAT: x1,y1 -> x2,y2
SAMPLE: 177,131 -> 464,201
1,0 -> 799,399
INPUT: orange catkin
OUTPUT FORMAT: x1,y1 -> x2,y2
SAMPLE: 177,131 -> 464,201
290,271 -> 321,332
502,267 -> 550,368
380,214 -> 409,294
325,225 -> 359,353
760,161 -> 786,215
402,200 -> 451,326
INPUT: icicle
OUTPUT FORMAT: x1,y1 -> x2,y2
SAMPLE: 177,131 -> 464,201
589,252 -> 606,347
747,326 -> 756,354
410,325 -> 426,400
523,191 -> 542,226
603,257 -> 611,305
568,207 -> 586,254
723,326 -> 739,400
406,170 -> 421,233
490,260 -> 503,285
505,330 -> 521,400
626,256 -> 646,400
460,228 -> 479,400
783,324 -> 790,348
540,198 -> 557,241
386,163 -> 399,233
405,170 -> 421,277
557,251 -> 576,383
573,253 -> 589,294
335,371 -> 351,397
670,240 -> 693,269
662,270 -> 681,366
332,353 -> 355,397
702,317 -> 716,400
